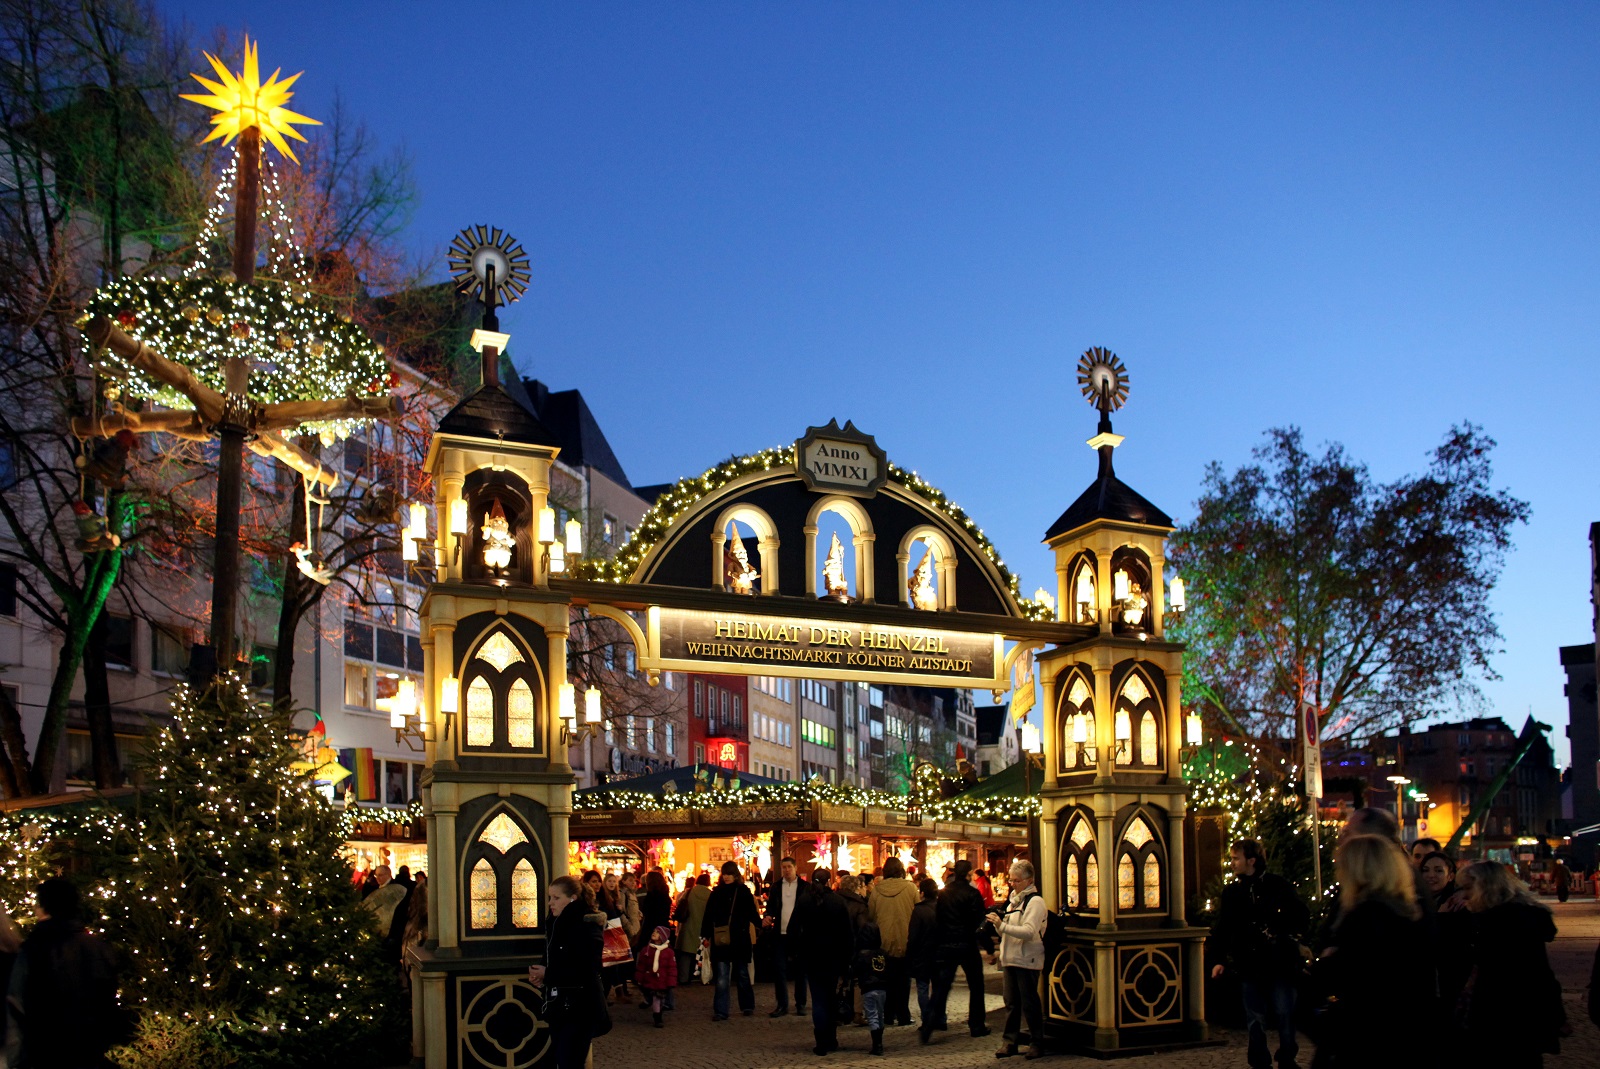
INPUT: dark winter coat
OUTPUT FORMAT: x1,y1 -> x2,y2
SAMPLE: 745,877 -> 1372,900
1310,897 -> 1429,1069
765,876 -> 814,938
906,899 -> 939,980
701,880 -> 760,963
838,889 -> 868,936
934,878 -> 987,958
1212,871 -> 1309,982
852,945 -> 890,993
801,888 -> 854,976
637,890 -> 672,947
7,917 -> 122,1068
1462,902 -> 1564,1057
543,905 -> 609,1036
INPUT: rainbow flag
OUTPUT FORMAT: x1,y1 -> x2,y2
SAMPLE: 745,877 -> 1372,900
345,747 -> 377,801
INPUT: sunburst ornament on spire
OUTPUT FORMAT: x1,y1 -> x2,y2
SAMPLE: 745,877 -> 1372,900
181,36 -> 321,163
1076,347 -> 1129,413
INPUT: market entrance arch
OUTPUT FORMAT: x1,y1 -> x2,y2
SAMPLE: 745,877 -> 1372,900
410,345 -> 1207,1064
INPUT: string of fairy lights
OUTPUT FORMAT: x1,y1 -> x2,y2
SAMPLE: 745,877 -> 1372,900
569,444 -> 1055,620
572,777 -> 1043,824
83,143 -> 389,439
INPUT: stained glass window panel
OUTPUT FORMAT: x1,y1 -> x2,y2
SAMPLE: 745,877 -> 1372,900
469,858 -> 496,929
1065,856 -> 1080,908
1070,819 -> 1092,849
511,859 -> 538,928
1062,726 -> 1077,768
1118,855 -> 1135,909
1068,677 -> 1091,708
478,812 -> 528,853
1143,855 -> 1162,909
1120,672 -> 1150,705
1085,856 -> 1099,909
1123,817 -> 1153,850
466,677 -> 494,747
1140,711 -> 1159,766
475,632 -> 525,672
507,679 -> 535,749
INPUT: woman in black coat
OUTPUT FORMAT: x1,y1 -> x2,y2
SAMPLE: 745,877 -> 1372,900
1457,861 -> 1566,1069
700,860 -> 761,1020
1311,836 -> 1429,1069
529,875 -> 609,1069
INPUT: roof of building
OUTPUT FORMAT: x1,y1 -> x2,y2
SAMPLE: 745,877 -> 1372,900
974,705 -> 1006,746
436,380 -> 560,448
632,483 -> 673,505
522,378 -> 634,490
1044,445 -> 1173,540
952,756 -> 1043,798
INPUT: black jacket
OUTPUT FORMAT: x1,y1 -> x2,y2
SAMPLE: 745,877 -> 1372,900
852,946 -> 890,992
1311,898 -> 1428,1068
637,890 -> 672,945
701,880 -> 760,962
1212,871 -> 1309,981
906,899 -> 939,980
934,878 -> 986,956
1463,902 -> 1564,1055
802,888 -> 854,975
765,876 -> 813,937
544,905 -> 608,1033
838,889 -> 868,936
8,918 -> 122,1067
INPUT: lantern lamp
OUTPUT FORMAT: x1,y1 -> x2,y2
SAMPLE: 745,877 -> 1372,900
1113,569 -> 1130,602
558,682 -> 576,723
389,678 -> 417,728
565,517 -> 583,556
440,676 -> 460,715
537,506 -> 556,546
1169,576 -> 1186,613
585,687 -> 602,724
449,498 -> 469,536
401,535 -> 418,563
1185,710 -> 1202,747
549,541 -> 566,574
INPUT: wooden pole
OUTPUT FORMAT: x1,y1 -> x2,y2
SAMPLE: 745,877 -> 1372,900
209,126 -> 261,673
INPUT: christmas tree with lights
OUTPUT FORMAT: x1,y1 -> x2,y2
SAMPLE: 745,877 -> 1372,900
96,674 -> 404,1066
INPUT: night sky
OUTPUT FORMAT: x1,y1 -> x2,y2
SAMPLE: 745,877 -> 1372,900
167,4 -> 1599,761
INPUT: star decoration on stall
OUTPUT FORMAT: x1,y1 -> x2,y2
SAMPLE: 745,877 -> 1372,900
181,36 -> 321,162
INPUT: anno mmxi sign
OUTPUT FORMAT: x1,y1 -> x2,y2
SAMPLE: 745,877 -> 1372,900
649,607 -> 1002,688
795,419 -> 889,498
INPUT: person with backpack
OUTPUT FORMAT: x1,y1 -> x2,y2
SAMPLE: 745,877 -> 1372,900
987,859 -> 1047,1060
1209,839 -> 1309,1069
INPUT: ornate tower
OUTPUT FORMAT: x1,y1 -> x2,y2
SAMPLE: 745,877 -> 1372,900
1033,349 -> 1207,1053
414,230 -> 575,1069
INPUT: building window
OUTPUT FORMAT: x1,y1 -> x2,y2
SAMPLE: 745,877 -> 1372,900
470,859 -> 496,929
646,719 -> 657,753
0,563 -> 15,616
603,515 -> 617,544
345,663 -> 371,708
694,743 -> 705,764
665,722 -> 674,756
151,627 -> 188,676
624,648 -> 636,676
102,615 -> 134,669
467,678 -> 495,746
625,714 -> 636,749
694,680 -> 704,718
507,680 -> 536,748
603,644 -> 614,671
511,860 -> 539,928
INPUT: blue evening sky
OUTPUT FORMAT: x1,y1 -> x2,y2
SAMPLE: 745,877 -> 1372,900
171,4 -> 1598,763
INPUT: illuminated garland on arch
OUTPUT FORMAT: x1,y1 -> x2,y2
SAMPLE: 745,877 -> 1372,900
572,445 -> 1055,620
571,778 -> 1041,823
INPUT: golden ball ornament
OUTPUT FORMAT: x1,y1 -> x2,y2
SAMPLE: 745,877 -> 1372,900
206,306 -> 225,324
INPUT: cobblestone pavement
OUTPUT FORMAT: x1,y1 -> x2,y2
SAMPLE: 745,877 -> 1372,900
592,898 -> 1600,1068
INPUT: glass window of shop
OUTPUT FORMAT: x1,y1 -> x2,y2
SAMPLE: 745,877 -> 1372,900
344,574 -> 423,713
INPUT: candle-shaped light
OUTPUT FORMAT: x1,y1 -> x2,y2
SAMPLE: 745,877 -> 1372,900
585,687 -> 602,724
1185,710 -> 1203,747
407,502 -> 427,542
558,682 -> 576,723
1033,587 -> 1056,613
390,678 -> 416,728
1113,569 -> 1130,602
565,517 -> 583,556
440,675 -> 460,714
1114,708 -> 1132,742
1169,576 -> 1186,613
1020,722 -> 1041,754
1072,712 -> 1088,744
549,541 -> 566,574
449,499 -> 468,536
1075,569 -> 1093,608
402,535 -> 418,563
537,507 -> 556,545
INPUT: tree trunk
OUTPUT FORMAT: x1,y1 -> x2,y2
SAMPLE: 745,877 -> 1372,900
30,613 -> 93,794
0,684 -> 32,798
84,613 -> 122,788
272,478 -> 309,710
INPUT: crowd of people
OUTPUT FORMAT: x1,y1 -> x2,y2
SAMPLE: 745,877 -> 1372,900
1210,807 -> 1573,1069
534,852 -> 1049,1064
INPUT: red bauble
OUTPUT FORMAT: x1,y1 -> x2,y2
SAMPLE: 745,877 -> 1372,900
115,309 -> 137,328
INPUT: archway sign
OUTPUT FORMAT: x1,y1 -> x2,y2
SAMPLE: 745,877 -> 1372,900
411,321 -> 1207,1065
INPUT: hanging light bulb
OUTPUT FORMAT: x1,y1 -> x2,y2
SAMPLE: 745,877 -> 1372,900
440,676 -> 460,715
1186,710 -> 1203,747
1169,576 -> 1186,613
565,517 -> 583,556
537,507 -> 556,545
407,502 -> 427,542
585,687 -> 602,724
449,499 -> 468,536
558,682 -> 576,724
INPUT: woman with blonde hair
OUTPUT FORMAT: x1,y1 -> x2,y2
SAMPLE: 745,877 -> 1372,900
1310,835 -> 1428,1068
1455,861 -> 1565,1068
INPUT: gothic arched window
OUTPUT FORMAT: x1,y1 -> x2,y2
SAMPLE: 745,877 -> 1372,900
1059,673 -> 1093,773
1060,813 -> 1098,914
463,809 -> 543,937
459,629 -> 543,754
1115,810 -> 1166,914
1115,669 -> 1163,770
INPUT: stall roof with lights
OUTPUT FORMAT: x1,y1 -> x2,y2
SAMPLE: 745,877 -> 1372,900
435,381 -> 559,448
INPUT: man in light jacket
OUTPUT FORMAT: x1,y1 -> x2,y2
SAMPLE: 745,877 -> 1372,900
987,859 -> 1047,1059
867,857 -> 918,1026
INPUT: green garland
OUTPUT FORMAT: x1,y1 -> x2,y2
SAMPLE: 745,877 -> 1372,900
572,778 -> 1040,823
86,275 -> 390,435
571,445 -> 1055,622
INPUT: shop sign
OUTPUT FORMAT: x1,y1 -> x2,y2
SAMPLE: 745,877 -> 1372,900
652,606 -> 1001,686
795,419 -> 888,498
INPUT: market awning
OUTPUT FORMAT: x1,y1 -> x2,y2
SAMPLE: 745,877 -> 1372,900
952,756 -> 1043,802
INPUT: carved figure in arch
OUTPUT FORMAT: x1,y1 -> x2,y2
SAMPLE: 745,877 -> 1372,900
908,545 -> 937,611
724,531 -> 759,595
821,531 -> 850,601
481,498 -> 514,571
1121,581 -> 1149,628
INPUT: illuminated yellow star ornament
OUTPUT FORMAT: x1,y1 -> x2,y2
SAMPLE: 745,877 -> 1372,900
181,36 -> 320,162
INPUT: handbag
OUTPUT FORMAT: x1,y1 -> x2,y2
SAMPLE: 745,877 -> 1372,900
834,975 -> 856,1021
601,918 -> 632,965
